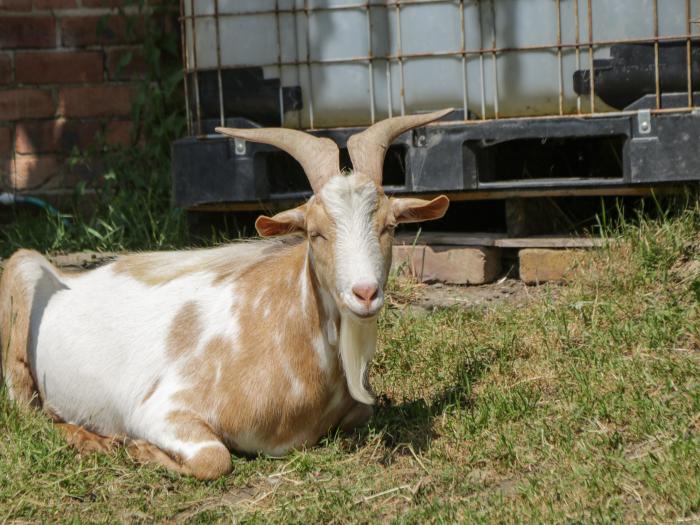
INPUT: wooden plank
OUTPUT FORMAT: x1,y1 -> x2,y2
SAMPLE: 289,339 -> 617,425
395,232 -> 605,248
495,236 -> 605,248
395,232 -> 500,247
188,184 -> 687,213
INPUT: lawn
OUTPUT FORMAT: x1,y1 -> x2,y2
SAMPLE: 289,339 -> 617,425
1,203 -> 699,523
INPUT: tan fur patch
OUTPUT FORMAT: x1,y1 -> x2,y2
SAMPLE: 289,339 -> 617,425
162,410 -> 233,479
56,423 -> 121,455
126,439 -> 189,476
0,250 -> 45,408
170,240 -> 353,454
374,194 -> 396,278
113,239 -> 303,287
167,301 -> 202,360
141,377 -> 161,405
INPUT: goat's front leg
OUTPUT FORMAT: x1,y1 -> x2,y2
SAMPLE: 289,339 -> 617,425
135,411 -> 233,480
338,402 -> 373,433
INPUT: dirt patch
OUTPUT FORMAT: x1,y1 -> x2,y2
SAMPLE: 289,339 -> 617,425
395,278 -> 542,315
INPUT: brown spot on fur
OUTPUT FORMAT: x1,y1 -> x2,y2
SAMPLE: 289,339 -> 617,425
141,377 -> 161,405
167,301 -> 202,360
126,439 -> 189,475
56,423 -> 121,455
0,250 -> 48,408
166,409 -> 220,443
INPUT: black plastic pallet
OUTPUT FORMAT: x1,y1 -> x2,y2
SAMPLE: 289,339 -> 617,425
171,107 -> 700,211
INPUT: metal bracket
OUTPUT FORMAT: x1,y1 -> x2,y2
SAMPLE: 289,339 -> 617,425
637,109 -> 652,135
234,138 -> 247,155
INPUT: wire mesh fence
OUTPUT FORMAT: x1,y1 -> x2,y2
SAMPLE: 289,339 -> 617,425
180,0 -> 700,134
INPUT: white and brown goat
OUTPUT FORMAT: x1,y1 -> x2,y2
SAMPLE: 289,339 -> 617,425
0,110 -> 451,479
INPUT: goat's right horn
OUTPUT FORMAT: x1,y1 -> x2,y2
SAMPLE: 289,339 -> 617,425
347,108 -> 454,187
216,127 -> 340,194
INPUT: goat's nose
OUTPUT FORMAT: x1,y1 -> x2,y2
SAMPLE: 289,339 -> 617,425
352,283 -> 379,308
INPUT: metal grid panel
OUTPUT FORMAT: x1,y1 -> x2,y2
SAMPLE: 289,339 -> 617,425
181,0 -> 700,134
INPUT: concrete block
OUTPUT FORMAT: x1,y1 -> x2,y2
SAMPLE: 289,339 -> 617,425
392,244 -> 501,285
519,248 -> 583,284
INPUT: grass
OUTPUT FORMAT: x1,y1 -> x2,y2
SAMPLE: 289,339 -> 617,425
1,201 -> 698,523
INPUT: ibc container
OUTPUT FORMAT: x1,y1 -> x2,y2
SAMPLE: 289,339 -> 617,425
182,0 -> 700,129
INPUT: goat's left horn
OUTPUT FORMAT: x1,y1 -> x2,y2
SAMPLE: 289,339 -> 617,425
215,127 -> 340,194
347,108 -> 454,187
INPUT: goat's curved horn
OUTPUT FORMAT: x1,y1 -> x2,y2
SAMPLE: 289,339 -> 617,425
215,127 -> 340,193
347,108 -> 454,186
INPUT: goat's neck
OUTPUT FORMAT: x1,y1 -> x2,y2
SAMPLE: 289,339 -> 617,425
305,244 -> 377,405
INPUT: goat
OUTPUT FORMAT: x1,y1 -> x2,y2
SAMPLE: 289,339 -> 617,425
0,109 -> 451,479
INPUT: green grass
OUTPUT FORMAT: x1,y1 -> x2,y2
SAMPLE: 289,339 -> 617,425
1,205 -> 699,523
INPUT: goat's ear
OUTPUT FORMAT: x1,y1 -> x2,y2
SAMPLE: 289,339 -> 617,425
392,195 -> 450,224
255,205 -> 307,237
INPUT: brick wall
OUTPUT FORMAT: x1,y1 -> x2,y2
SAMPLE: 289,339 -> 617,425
0,0 -> 160,198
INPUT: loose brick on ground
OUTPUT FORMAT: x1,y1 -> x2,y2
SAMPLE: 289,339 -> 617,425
519,248 -> 584,284
15,51 -> 103,84
0,16 -> 56,48
58,85 -> 135,118
393,245 -> 502,285
0,89 -> 55,121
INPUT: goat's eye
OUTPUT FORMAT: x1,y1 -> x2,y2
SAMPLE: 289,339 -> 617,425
309,231 -> 326,241
381,224 -> 396,236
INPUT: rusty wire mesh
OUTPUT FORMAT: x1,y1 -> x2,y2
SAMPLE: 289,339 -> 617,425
180,0 -> 699,134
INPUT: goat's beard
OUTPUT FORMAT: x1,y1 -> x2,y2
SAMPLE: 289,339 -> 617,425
338,312 -> 377,405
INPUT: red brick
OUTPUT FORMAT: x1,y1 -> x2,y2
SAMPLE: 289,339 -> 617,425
0,53 -> 11,85
81,0 -> 124,6
0,89 -> 55,120
33,0 -> 77,8
13,154 -> 60,190
63,157 -> 103,187
0,156 -> 14,188
0,126 -> 11,155
105,120 -> 133,146
0,17 -> 56,48
61,15 -> 144,47
106,47 -> 147,80
16,51 -> 103,84
0,0 -> 32,11
519,249 -> 584,284
15,119 -> 100,154
58,85 -> 135,118
392,245 -> 502,285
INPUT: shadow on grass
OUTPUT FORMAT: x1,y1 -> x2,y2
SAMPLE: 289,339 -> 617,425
348,353 -> 494,455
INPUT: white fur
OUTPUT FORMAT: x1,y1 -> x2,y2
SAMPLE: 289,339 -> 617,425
32,266 -> 238,438
321,176 -> 386,317
9,174 -> 393,463
338,313 -> 377,404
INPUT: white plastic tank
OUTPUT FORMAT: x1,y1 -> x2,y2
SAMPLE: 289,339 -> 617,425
183,0 -> 700,129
